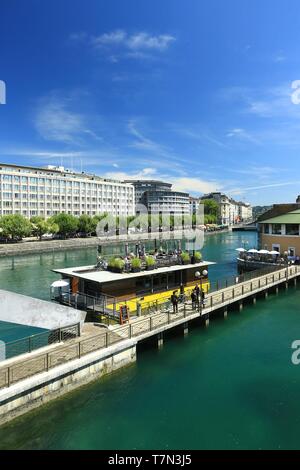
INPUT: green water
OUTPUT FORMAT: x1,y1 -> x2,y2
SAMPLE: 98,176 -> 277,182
1,231 -> 300,449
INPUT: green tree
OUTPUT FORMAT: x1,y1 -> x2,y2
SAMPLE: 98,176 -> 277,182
51,213 -> 78,239
30,216 -> 59,241
204,214 -> 217,224
201,199 -> 219,218
0,214 -> 32,240
77,215 -> 94,236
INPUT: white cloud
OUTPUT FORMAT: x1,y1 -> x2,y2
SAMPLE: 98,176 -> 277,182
227,180 -> 300,195
104,167 -> 219,196
226,128 -> 260,144
73,29 -> 176,61
126,33 -> 175,51
104,167 -> 157,181
170,177 -> 220,195
34,95 -> 102,145
93,30 -> 127,46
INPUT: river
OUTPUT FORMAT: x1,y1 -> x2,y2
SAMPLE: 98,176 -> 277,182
1,230 -> 300,449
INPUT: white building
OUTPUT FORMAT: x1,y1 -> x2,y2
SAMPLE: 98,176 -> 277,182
238,202 -> 253,222
124,179 -> 190,215
201,192 -> 252,225
144,190 -> 190,215
0,163 -> 135,218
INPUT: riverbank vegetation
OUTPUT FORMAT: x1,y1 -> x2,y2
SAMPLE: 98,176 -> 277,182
0,212 -> 225,242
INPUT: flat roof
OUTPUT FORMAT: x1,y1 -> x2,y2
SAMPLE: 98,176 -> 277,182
53,261 -> 215,285
0,162 -> 133,186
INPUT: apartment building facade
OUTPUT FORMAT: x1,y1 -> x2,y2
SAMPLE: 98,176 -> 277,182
124,179 -> 190,214
0,163 -> 135,218
201,192 -> 252,225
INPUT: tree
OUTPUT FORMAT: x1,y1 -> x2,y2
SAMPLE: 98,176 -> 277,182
30,216 -> 59,241
201,199 -> 219,218
0,214 -> 32,240
77,215 -> 94,236
204,214 -> 217,224
51,213 -> 78,239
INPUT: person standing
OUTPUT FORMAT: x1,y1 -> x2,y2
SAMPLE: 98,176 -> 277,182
191,290 -> 197,310
170,291 -> 179,313
195,284 -> 200,302
200,288 -> 206,307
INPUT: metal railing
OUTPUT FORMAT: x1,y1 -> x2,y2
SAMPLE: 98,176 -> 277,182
0,323 -> 80,362
1,265 -> 298,391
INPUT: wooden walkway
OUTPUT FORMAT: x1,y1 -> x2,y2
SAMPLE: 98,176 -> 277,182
0,265 -> 299,390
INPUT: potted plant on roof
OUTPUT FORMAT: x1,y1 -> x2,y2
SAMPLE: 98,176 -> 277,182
145,255 -> 156,271
108,257 -> 125,273
194,251 -> 202,263
181,251 -> 191,265
131,256 -> 142,273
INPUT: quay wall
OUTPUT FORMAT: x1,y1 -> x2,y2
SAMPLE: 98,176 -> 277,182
0,339 -> 137,426
0,228 -> 229,258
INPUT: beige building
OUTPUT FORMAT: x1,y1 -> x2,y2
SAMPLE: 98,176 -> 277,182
0,163 -> 135,218
201,192 -> 252,225
258,208 -> 300,257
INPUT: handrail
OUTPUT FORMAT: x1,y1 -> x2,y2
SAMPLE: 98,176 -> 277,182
1,265 -> 298,391
0,323 -> 80,362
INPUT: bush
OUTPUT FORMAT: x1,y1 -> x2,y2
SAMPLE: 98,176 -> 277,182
194,251 -> 202,262
181,251 -> 191,263
145,256 -> 156,267
108,257 -> 125,272
131,257 -> 142,269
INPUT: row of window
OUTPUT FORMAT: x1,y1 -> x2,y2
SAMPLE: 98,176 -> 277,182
1,174 -> 133,190
263,224 -> 300,236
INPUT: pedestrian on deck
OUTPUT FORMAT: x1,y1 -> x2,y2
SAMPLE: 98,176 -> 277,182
195,284 -> 200,301
191,290 -> 197,310
200,288 -> 206,307
170,291 -> 179,313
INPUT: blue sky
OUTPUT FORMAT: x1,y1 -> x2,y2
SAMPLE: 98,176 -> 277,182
1,0 -> 300,205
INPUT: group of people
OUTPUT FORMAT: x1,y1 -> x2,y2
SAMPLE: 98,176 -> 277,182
191,284 -> 206,310
170,284 -> 206,313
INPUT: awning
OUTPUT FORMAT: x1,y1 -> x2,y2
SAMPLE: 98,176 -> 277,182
51,280 -> 70,288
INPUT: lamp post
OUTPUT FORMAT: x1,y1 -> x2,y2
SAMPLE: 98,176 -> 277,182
195,269 -> 208,292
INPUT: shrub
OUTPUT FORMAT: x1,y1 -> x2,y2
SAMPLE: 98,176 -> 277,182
181,251 -> 191,263
194,251 -> 202,262
108,257 -> 125,271
145,256 -> 156,267
131,257 -> 142,269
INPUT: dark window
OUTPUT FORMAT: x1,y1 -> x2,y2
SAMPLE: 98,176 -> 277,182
286,224 -> 299,236
264,224 -> 270,234
272,224 -> 282,235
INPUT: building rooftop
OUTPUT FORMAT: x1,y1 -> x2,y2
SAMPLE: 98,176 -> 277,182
259,208 -> 300,224
0,162 -> 132,186
53,261 -> 215,285
123,179 -> 172,186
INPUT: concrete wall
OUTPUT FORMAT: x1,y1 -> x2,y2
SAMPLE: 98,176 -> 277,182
0,339 -> 137,425
0,289 -> 86,330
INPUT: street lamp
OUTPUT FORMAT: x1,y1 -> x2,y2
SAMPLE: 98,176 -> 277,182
195,269 -> 208,291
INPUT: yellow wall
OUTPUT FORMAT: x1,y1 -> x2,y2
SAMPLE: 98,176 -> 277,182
260,234 -> 300,255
